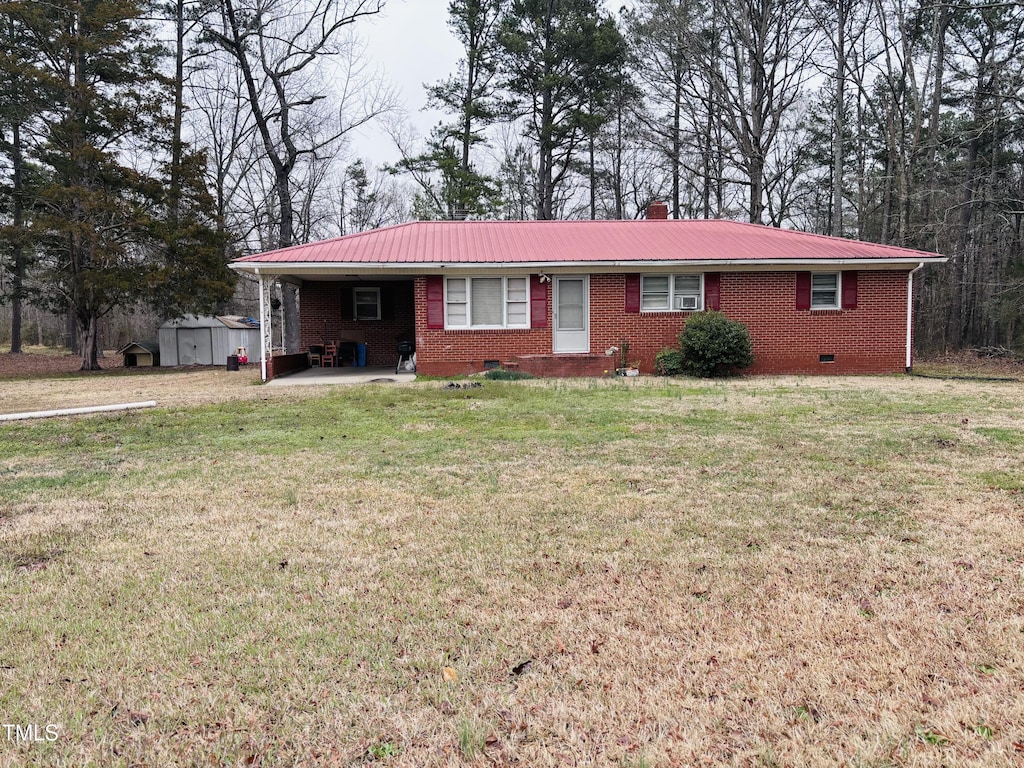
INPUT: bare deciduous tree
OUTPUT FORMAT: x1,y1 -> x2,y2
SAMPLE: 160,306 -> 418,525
202,0 -> 392,351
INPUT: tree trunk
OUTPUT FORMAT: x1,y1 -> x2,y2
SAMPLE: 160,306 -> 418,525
9,118 -> 24,353
588,133 -> 596,220
671,74 -> 681,219
169,0 -> 184,227
537,84 -> 554,219
79,313 -> 99,371
922,3 -> 948,228
830,0 -> 846,237
748,151 -> 764,224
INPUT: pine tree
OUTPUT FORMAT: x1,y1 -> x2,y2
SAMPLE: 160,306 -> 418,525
0,5 -> 48,353
498,0 -> 627,219
7,0 -> 232,369
415,0 -> 506,217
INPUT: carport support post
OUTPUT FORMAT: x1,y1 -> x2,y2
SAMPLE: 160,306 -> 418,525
257,268 -> 271,382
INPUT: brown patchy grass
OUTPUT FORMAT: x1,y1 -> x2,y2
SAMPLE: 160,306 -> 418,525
0,360 -> 271,415
1,371 -> 1023,766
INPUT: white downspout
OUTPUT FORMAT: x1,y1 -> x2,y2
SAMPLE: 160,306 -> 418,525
906,262 -> 924,372
257,268 -> 268,382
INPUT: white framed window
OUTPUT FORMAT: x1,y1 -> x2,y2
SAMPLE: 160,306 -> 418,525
641,274 -> 703,312
445,277 -> 530,329
811,273 -> 840,309
353,287 -> 381,320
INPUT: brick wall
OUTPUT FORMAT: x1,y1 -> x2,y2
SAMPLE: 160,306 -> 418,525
407,271 -> 911,376
725,271 -> 909,375
300,281 -> 415,367
412,277 -> 552,376
591,271 -> 909,375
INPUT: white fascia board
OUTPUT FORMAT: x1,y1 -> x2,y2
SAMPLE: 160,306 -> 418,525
231,257 -> 946,275
230,262 -> 449,275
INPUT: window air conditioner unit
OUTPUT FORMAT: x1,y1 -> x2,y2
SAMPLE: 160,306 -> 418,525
676,295 -> 699,310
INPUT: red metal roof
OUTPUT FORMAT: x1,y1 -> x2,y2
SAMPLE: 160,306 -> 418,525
232,219 -> 943,267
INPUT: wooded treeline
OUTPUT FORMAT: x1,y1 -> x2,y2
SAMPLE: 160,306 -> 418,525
1,0 -> 1022,364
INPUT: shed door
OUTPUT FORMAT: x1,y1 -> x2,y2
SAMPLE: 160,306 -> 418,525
177,329 -> 213,365
553,276 -> 589,353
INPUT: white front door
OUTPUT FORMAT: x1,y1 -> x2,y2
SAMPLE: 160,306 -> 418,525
553,276 -> 589,353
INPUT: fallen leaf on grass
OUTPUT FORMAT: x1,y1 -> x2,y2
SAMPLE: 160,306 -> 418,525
442,666 -> 459,683
859,597 -> 874,617
510,659 -> 533,676
128,711 -> 149,726
590,638 -> 605,655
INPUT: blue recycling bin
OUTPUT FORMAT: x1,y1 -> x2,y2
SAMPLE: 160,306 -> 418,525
355,343 -> 367,367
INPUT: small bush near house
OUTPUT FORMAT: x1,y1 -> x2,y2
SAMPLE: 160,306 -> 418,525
484,368 -> 535,381
678,310 -> 754,377
654,348 -> 685,376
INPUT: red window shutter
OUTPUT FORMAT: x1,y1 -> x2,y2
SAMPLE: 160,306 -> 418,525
426,275 -> 444,329
704,272 -> 721,310
796,272 -> 811,310
841,271 -> 858,309
530,275 -> 548,328
624,274 -> 641,313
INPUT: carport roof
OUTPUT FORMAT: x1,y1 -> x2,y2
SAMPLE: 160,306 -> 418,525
230,219 -> 945,272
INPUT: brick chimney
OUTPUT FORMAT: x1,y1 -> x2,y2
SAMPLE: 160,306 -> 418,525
646,201 -> 669,220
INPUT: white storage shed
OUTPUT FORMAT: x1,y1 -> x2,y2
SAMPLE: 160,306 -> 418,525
159,315 -> 261,367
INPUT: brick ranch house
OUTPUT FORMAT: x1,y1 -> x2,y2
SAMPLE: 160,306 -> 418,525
230,205 -> 946,380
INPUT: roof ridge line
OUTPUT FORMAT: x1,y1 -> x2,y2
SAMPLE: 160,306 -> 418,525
720,219 -> 937,258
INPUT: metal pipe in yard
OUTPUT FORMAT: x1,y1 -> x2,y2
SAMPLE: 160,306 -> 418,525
0,401 -> 157,422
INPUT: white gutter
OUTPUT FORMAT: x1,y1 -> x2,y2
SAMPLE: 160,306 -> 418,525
0,401 -> 157,422
230,256 -> 947,275
906,262 -> 925,371
256,268 -> 267,382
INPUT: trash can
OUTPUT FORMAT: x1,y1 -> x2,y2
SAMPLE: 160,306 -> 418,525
355,343 -> 367,367
226,355 -> 239,371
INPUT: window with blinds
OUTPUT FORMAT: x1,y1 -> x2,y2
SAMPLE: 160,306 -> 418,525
640,274 -> 704,311
811,273 -> 839,309
445,277 -> 530,329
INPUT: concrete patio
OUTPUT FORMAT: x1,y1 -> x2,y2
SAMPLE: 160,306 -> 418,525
266,365 -> 416,387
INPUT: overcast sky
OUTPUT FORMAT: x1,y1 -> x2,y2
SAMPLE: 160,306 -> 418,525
353,0 -> 464,167
350,0 -> 630,167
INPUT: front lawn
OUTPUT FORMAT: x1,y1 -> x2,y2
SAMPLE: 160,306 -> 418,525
1,376 -> 1022,766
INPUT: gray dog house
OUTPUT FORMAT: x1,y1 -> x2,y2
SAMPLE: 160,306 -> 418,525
159,315 -> 261,366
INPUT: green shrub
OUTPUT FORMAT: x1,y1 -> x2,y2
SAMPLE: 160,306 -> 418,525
484,368 -> 534,381
654,348 -> 685,376
678,311 -> 754,377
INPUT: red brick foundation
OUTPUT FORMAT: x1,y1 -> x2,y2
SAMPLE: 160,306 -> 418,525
509,354 -> 613,377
